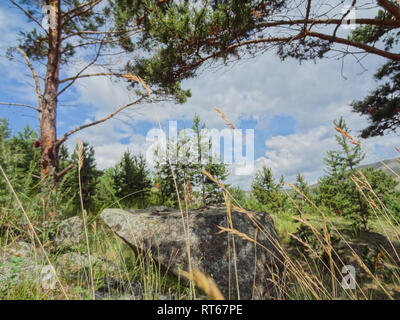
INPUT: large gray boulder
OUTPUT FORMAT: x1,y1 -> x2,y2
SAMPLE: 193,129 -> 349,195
100,206 -> 284,300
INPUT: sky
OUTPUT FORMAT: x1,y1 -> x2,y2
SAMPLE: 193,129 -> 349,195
0,2 -> 399,190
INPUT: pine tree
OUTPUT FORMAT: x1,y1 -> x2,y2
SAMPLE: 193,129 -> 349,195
154,115 -> 228,207
228,185 -> 247,206
0,119 -> 12,202
5,125 -> 41,196
293,171 -> 311,214
191,114 -> 207,205
349,12 -> 400,137
0,119 -> 10,141
203,157 -> 229,206
251,166 -> 287,213
157,137 -> 185,207
113,151 -> 152,208
334,117 -> 365,172
4,1 -> 190,182
114,1 -> 400,137
157,160 -> 182,207
61,142 -> 101,214
94,168 -> 118,212
317,117 -> 370,229
187,117 -> 228,206
294,172 -> 310,200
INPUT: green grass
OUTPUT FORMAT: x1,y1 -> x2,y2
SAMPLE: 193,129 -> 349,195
1,161 -> 400,300
271,209 -> 400,300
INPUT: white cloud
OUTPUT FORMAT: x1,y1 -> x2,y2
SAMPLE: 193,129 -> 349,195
245,125 -> 399,188
67,38 -> 386,131
0,6 -> 43,108
66,53 -> 399,188
65,118 -> 150,169
255,126 -> 336,184
0,7 -> 20,33
9,23 -> 390,188
0,8 -> 7,29
2,3 -> 397,191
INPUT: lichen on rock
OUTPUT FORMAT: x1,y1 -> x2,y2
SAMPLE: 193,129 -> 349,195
100,206 -> 284,299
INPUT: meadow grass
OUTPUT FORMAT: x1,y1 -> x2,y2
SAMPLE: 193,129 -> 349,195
0,101 -> 399,300
1,164 -> 400,300
2,137 -> 400,301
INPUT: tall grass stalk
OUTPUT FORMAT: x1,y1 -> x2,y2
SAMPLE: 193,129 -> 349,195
0,164 -> 69,299
147,84 -> 196,299
77,139 -> 95,300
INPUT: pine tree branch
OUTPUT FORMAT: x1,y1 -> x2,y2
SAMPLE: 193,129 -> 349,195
56,96 -> 146,146
303,0 -> 312,31
54,163 -> 74,181
57,40 -> 104,97
60,72 -> 150,85
377,0 -> 400,19
62,0 -> 100,16
62,28 -> 141,41
186,7 -> 400,71
61,38 -> 120,54
258,18 -> 400,29
59,72 -> 121,83
62,0 -> 103,27
17,47 -> 43,111
182,33 -> 308,74
332,0 -> 356,39
0,102 -> 40,112
8,0 -> 48,34
305,31 -> 400,61
229,31 -> 400,61
59,71 -> 145,84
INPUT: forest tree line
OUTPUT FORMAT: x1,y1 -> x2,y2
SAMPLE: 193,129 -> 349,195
1,115 -> 399,232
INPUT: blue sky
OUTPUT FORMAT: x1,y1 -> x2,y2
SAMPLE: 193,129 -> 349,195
1,2 -> 399,190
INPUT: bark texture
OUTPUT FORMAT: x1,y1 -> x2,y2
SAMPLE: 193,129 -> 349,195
41,0 -> 61,178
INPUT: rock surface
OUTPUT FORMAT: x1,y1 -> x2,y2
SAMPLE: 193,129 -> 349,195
100,206 -> 284,299
0,241 -> 45,291
56,252 -> 121,278
95,279 -> 144,300
56,252 -> 96,276
55,216 -> 83,249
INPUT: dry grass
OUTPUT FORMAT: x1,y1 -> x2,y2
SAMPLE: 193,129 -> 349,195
144,77 -> 197,299
77,139 -> 95,299
215,107 -> 237,131
202,164 -> 400,300
0,164 -> 69,299
122,74 -> 151,97
1,104 -> 399,301
2,155 -> 399,300
334,126 -> 360,146
180,269 -> 225,300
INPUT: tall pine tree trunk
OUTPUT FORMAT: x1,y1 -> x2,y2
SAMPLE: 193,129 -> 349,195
41,0 -> 61,179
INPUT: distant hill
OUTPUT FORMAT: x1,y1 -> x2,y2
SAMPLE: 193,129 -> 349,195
357,158 -> 400,177
308,157 -> 400,191
242,158 -> 400,195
